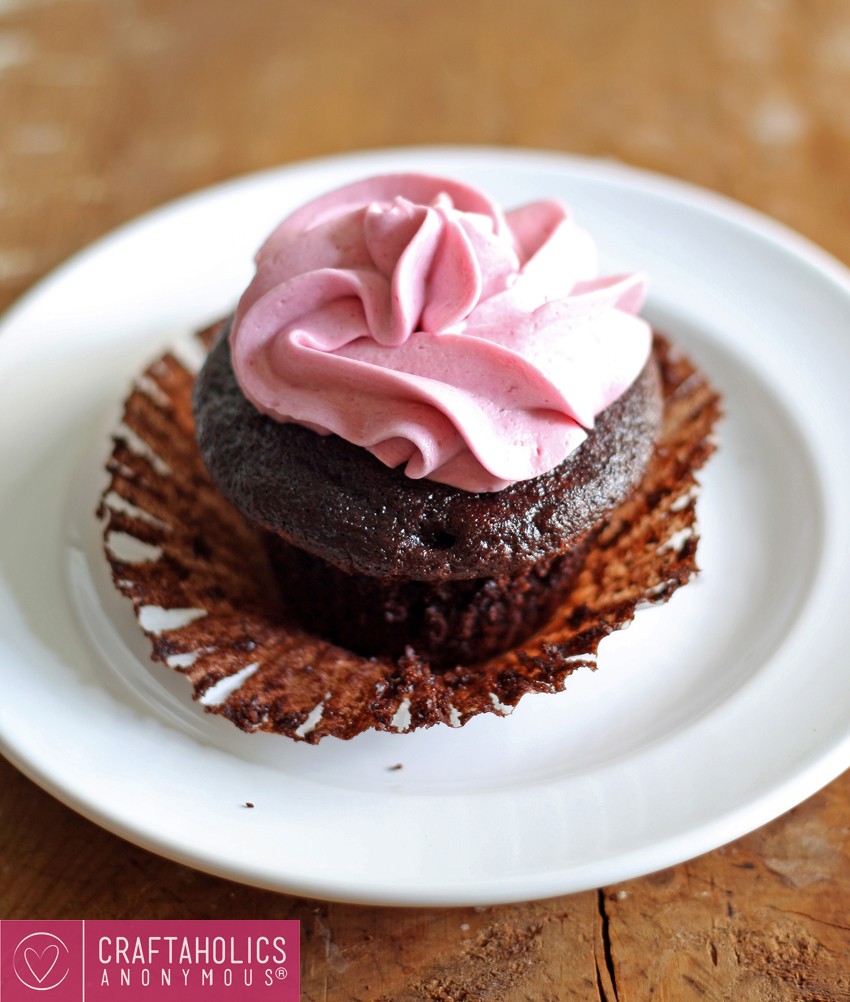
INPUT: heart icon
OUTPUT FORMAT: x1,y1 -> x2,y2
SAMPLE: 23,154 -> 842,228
23,944 -> 60,984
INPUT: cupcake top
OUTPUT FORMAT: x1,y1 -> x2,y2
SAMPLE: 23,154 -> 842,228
193,325 -> 662,579
229,173 -> 652,493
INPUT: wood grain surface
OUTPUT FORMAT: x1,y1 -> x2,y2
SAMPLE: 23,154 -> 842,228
2,0 -> 850,998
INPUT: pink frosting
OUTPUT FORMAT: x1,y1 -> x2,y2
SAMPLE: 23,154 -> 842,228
230,173 -> 652,493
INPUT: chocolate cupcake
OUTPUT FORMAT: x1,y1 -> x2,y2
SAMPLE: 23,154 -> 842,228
100,326 -> 718,741
100,171 -> 720,740
193,174 -> 662,666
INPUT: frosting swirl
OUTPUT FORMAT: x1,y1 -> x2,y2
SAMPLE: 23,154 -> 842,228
230,173 -> 651,493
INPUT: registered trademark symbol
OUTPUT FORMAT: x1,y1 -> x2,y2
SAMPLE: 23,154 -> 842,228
275,967 -> 288,980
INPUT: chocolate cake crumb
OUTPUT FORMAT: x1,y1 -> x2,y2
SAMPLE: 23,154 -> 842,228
98,328 -> 721,742
380,920 -> 543,1002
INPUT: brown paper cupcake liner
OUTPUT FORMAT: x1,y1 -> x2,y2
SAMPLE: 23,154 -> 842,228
97,328 -> 721,743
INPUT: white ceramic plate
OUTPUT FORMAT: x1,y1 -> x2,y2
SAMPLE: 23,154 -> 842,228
1,147 -> 849,907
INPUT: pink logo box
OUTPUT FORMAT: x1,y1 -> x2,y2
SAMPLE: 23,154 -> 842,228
1,920 -> 300,1002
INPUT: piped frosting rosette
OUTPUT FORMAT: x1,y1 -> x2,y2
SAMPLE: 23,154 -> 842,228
230,173 -> 652,493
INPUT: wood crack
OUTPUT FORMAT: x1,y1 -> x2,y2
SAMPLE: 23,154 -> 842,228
595,889 -> 620,1002
770,906 -> 850,935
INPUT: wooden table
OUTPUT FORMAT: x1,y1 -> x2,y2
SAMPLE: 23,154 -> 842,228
2,0 -> 849,997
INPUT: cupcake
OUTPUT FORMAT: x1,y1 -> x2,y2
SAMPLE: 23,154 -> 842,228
193,174 -> 662,666
99,172 -> 720,741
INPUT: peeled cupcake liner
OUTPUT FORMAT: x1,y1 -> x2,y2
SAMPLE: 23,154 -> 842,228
98,328 -> 721,743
